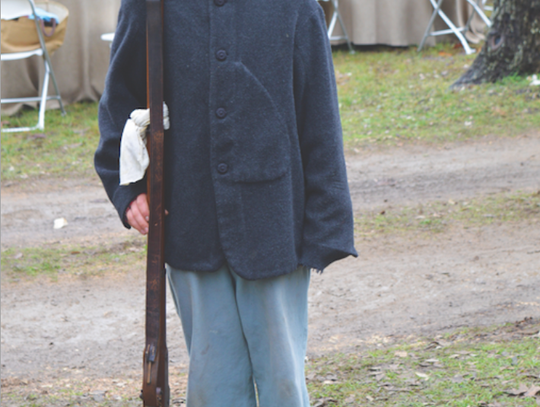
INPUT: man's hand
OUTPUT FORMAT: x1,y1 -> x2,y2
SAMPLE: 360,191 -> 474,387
126,193 -> 149,235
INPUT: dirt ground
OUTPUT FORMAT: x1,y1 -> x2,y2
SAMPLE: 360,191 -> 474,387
1,133 -> 540,396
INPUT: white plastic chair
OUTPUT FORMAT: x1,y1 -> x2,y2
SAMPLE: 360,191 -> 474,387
418,0 -> 491,55
317,0 -> 354,53
1,0 -> 65,132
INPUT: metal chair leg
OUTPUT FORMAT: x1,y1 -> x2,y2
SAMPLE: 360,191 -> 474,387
333,0 -> 354,53
323,0 -> 354,53
36,60 -> 50,130
418,0 -> 444,52
466,0 -> 492,27
418,0 -> 477,55
42,47 -> 66,115
435,1 -> 475,54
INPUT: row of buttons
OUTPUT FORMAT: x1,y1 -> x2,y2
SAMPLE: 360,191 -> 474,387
215,0 -> 228,174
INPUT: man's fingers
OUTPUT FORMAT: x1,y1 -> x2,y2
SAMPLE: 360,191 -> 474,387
127,194 -> 169,234
132,206 -> 149,234
127,194 -> 149,234
136,194 -> 150,222
127,206 -> 147,235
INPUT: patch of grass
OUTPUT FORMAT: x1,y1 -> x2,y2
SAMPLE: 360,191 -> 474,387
333,44 -> 540,147
2,45 -> 540,183
355,190 -> 540,236
1,102 -> 99,181
2,44 -> 539,182
3,322 -> 537,406
1,238 -> 146,282
307,320 -> 540,406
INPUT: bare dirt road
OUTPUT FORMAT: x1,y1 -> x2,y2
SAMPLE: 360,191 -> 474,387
1,133 -> 539,392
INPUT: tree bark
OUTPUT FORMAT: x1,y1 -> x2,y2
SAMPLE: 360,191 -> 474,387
452,0 -> 540,87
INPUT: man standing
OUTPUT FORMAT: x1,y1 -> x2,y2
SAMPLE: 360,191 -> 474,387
95,0 -> 357,405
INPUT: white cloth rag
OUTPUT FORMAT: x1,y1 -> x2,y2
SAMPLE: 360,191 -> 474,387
119,103 -> 170,186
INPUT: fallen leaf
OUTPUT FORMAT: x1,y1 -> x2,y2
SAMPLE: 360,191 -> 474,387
506,383 -> 529,396
91,390 -> 106,402
525,385 -> 540,397
313,398 -> 338,407
492,107 -> 507,116
405,379 -> 420,386
519,329 -> 540,336
415,372 -> 430,381
394,351 -> 408,358
369,371 -> 385,382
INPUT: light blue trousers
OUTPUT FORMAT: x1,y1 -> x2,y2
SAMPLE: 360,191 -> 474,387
166,263 -> 311,407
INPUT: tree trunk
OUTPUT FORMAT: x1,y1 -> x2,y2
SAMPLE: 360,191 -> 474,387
452,0 -> 540,87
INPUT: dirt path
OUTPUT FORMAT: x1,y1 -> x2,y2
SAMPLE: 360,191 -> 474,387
1,133 -> 540,384
2,134 -> 539,249
346,133 -> 540,210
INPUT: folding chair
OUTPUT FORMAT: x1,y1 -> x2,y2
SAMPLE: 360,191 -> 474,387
317,0 -> 354,53
1,0 -> 66,132
417,0 -> 491,55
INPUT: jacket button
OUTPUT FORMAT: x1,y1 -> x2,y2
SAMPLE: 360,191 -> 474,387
217,163 -> 228,174
214,0 -> 226,6
216,49 -> 227,61
216,107 -> 227,119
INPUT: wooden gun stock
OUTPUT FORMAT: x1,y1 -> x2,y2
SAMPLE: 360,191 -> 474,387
141,0 -> 169,406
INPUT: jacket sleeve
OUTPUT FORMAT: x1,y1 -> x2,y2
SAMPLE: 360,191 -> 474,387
294,5 -> 358,270
94,0 -> 147,228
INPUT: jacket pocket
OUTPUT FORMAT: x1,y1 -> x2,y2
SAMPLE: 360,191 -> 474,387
229,63 -> 290,183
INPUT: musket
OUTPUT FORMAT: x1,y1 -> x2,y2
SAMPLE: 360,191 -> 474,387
141,0 -> 169,406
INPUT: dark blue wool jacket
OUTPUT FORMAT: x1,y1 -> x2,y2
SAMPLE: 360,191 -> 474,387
95,0 -> 357,280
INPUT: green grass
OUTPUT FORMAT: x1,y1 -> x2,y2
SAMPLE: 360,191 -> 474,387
334,45 -> 540,147
1,101 -> 99,181
355,190 -> 540,236
2,322 -> 538,406
2,44 -> 540,182
307,321 -> 540,406
1,238 -> 146,282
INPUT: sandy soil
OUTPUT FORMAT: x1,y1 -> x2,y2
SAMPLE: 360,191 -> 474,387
1,133 -> 539,387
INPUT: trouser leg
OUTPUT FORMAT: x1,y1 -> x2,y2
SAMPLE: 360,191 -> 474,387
166,264 -> 257,407
167,263 -> 311,407
232,266 -> 311,407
